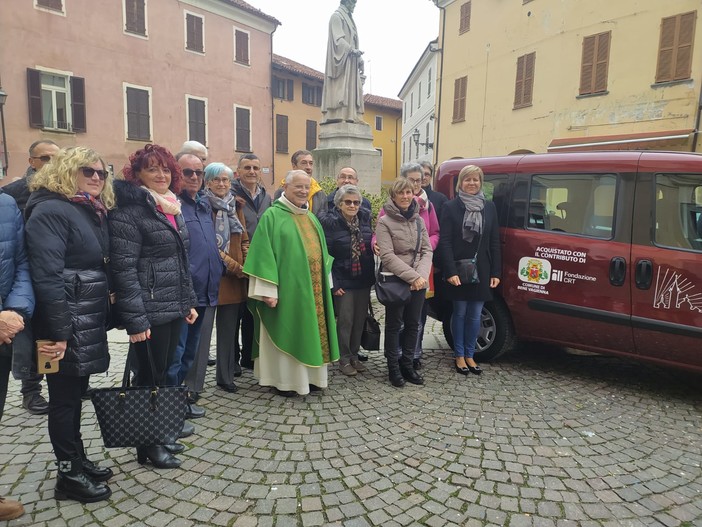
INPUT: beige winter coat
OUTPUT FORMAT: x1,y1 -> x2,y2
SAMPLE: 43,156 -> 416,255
375,198 -> 433,285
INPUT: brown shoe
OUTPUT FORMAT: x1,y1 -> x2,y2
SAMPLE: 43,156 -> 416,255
0,496 -> 24,521
340,363 -> 357,376
350,359 -> 367,372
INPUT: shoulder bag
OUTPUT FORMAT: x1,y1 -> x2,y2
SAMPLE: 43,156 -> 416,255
91,342 -> 187,448
454,213 -> 485,285
360,303 -> 381,350
375,218 -> 422,306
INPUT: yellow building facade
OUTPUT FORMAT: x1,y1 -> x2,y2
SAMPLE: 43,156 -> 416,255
362,95 -> 402,185
271,54 -> 325,183
433,0 -> 702,161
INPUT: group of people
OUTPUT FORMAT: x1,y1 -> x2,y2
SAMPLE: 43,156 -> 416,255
0,138 -> 501,518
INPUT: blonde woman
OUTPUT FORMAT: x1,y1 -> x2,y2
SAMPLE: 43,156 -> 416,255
25,147 -> 115,503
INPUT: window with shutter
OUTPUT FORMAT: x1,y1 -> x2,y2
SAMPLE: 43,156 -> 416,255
185,12 -> 204,53
27,68 -> 86,132
36,0 -> 63,11
125,0 -> 146,36
286,80 -> 294,101
452,76 -> 467,122
276,115 -> 288,153
235,107 -> 251,152
125,86 -> 151,141
187,98 -> 207,145
655,11 -> 696,83
235,29 -> 250,65
514,52 -> 535,109
375,116 -> 383,131
579,31 -> 610,96
427,68 -> 432,97
459,2 -> 471,34
306,120 -> 317,151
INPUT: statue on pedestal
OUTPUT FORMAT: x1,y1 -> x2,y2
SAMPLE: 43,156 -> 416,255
321,0 -> 365,124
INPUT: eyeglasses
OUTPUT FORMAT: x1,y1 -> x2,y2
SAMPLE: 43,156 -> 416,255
407,178 -> 422,185
210,177 -> 231,184
182,168 -> 204,178
80,167 -> 109,180
31,155 -> 53,163
342,199 -> 361,207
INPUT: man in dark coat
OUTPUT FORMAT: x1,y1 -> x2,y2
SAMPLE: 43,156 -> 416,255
3,139 -> 59,416
0,190 -> 34,520
167,153 -> 222,416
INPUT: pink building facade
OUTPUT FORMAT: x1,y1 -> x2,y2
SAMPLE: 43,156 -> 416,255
0,0 -> 278,185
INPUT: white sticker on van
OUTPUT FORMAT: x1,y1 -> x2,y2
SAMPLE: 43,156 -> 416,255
518,257 -> 551,284
653,267 -> 702,313
535,246 -> 587,264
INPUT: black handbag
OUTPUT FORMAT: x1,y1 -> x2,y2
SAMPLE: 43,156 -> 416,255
360,304 -> 381,350
91,342 -> 187,448
455,257 -> 479,284
375,218 -> 422,306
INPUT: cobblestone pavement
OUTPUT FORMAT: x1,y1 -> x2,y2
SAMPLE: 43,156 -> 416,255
1,312 -> 701,527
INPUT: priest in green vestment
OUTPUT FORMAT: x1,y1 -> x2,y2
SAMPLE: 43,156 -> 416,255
243,170 -> 340,396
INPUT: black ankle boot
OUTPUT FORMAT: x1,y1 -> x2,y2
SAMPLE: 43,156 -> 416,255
164,443 -> 185,455
400,365 -> 424,385
78,440 -> 113,482
136,445 -> 181,469
55,458 -> 112,503
387,359 -> 405,388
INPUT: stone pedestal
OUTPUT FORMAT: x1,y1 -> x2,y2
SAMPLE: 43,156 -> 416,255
314,121 -> 382,195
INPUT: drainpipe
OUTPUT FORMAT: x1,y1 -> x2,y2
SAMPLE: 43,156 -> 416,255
395,114 -> 401,178
433,2 -> 446,165
269,26 -> 278,185
692,81 -> 702,152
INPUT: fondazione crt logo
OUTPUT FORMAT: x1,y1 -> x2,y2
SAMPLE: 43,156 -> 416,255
518,257 -> 551,285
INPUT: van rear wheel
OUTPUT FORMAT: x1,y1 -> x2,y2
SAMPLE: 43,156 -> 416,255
441,298 -> 515,362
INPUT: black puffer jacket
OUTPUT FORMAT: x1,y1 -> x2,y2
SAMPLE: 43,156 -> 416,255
319,206 -> 375,292
109,180 -> 197,334
25,189 -> 110,376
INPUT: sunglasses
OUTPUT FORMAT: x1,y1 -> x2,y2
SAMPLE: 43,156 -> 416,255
342,199 -> 361,207
182,168 -> 204,178
80,167 -> 109,180
31,155 -> 53,163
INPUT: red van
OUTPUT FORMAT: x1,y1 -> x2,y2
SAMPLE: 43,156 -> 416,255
432,151 -> 702,372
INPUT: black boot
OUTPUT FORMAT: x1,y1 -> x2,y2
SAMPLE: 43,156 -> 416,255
387,359 -> 405,388
136,445 -> 181,469
233,347 -> 243,377
163,443 -> 185,455
78,440 -> 113,482
55,458 -> 112,503
400,364 -> 424,385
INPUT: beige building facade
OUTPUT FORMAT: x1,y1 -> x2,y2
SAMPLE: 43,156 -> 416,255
433,0 -> 702,162
0,0 -> 278,183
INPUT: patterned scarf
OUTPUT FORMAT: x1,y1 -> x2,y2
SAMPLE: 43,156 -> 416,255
144,187 -> 181,216
69,192 -> 108,221
205,189 -> 244,252
345,214 -> 365,277
458,190 -> 485,242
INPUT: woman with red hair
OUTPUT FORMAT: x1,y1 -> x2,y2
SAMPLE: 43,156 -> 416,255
109,144 -> 198,469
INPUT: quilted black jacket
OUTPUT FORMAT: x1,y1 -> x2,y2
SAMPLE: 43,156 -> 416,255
25,189 -> 110,376
109,180 -> 197,334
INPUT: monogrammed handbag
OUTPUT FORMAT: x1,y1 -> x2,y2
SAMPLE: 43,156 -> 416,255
91,342 -> 187,448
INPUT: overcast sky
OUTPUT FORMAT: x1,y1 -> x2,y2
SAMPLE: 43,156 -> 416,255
250,0 -> 440,99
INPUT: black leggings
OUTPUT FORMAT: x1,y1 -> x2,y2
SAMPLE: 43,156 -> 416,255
132,319 -> 184,387
46,373 -> 90,461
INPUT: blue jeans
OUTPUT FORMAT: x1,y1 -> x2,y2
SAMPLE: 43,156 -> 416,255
166,306 -> 206,386
451,300 -> 484,359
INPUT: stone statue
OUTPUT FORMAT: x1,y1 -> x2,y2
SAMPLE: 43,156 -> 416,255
321,0 -> 365,124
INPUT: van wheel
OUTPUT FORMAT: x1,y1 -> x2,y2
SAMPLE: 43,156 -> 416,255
441,298 -> 515,362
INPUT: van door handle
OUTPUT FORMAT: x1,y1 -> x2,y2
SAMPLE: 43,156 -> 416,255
609,257 -> 626,286
635,259 -> 653,290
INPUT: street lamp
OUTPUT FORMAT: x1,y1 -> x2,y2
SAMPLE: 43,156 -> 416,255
0,82 -> 8,176
411,127 -> 433,151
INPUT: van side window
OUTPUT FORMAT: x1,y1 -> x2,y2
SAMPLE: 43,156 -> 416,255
654,174 -> 702,252
528,174 -> 617,238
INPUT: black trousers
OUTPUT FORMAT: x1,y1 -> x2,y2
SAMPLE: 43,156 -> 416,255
0,350 -> 10,422
132,319 -> 184,387
216,303 -> 241,386
46,373 -> 90,461
238,302 -> 254,367
384,290 -> 426,368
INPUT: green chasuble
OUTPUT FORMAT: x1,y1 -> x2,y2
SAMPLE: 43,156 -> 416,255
243,200 -> 340,366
